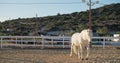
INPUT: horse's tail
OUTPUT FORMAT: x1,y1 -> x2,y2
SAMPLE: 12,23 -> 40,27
73,44 -> 77,55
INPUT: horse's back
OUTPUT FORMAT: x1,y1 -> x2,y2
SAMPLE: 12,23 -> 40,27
71,33 -> 81,45
71,30 -> 91,46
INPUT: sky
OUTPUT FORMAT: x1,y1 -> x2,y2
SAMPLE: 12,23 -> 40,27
0,0 -> 120,22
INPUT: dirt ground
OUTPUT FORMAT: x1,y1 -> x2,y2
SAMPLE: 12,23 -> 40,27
0,47 -> 120,63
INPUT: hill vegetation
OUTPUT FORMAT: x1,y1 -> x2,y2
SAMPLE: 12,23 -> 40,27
0,3 -> 120,36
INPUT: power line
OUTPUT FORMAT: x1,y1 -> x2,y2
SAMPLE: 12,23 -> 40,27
0,2 -> 83,5
0,2 -> 111,6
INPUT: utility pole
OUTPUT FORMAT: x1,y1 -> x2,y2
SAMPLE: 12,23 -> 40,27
81,0 -> 99,48
89,0 -> 92,29
82,0 -> 99,29
36,14 -> 38,35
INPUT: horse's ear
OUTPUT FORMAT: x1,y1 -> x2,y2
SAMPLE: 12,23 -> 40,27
88,29 -> 92,32
87,29 -> 90,32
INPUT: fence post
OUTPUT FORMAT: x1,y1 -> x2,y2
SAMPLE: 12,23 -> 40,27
41,36 -> 44,49
16,36 -> 17,45
52,38 -> 54,47
34,36 -> 36,46
1,36 -> 2,48
103,38 -> 105,49
20,36 -> 23,48
63,35 -> 65,48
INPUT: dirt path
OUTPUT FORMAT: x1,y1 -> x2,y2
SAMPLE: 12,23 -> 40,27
0,47 -> 120,63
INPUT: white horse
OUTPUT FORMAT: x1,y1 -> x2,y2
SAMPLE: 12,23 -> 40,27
70,29 -> 92,60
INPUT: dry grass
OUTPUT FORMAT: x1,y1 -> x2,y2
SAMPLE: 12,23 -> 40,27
0,47 -> 120,63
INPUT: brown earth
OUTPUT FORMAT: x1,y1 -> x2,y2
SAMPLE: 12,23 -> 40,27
0,47 -> 120,63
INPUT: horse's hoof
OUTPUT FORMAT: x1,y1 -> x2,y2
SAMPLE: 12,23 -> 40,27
86,58 -> 88,60
81,58 -> 84,60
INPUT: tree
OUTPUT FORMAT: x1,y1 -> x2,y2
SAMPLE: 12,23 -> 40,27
76,24 -> 87,32
96,27 -> 108,36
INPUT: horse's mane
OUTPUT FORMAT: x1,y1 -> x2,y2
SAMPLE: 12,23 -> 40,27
80,29 -> 89,35
79,29 -> 92,40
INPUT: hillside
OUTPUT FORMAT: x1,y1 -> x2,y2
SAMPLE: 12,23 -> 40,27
0,3 -> 120,36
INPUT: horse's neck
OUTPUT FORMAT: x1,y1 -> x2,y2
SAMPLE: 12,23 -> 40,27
80,32 -> 87,40
79,32 -> 84,37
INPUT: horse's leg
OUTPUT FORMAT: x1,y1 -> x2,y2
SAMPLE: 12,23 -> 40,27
86,46 -> 89,60
78,46 -> 80,59
80,45 -> 83,60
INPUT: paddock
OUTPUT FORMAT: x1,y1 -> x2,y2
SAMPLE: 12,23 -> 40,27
0,47 -> 120,63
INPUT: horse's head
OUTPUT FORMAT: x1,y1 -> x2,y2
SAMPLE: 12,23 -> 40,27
87,29 -> 93,48
86,29 -> 93,42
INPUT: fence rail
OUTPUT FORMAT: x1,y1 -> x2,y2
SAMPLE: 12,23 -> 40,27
0,36 -> 120,49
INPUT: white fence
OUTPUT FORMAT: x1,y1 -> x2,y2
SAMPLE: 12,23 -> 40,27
0,36 -> 120,49
0,36 -> 70,49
